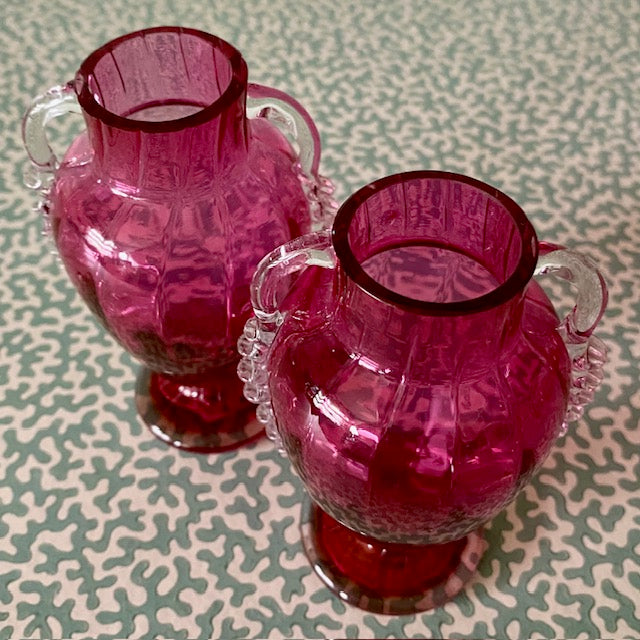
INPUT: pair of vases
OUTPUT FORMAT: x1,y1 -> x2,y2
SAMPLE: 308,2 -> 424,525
23,27 -> 607,614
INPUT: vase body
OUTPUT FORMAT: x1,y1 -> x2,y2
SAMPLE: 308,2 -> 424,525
23,27 -> 334,451
241,171 -> 607,612
269,177 -> 570,544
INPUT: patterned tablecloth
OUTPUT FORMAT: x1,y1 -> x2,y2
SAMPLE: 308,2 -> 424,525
1,0 -> 639,637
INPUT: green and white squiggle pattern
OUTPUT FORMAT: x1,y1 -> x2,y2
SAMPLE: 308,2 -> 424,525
1,0 -> 639,637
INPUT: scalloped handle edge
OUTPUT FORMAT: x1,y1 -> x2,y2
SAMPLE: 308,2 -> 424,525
534,248 -> 608,431
237,230 -> 335,447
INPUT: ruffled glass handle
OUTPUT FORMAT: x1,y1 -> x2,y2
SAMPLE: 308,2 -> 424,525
247,84 -> 337,230
534,247 -> 608,432
237,230 -> 335,447
21,83 -> 82,238
22,82 -> 80,182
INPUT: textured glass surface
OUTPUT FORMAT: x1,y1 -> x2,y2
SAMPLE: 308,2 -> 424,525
54,30 -> 308,374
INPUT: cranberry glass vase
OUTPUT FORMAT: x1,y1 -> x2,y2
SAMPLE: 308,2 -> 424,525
239,171 -> 607,613
22,27 -> 335,452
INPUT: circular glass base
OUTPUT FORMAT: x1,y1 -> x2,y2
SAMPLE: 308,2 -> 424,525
301,499 -> 486,614
135,364 -> 263,453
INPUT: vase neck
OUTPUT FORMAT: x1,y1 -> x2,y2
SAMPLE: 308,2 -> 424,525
326,171 -> 539,379
332,264 -> 525,381
83,94 -> 248,192
74,27 -> 249,192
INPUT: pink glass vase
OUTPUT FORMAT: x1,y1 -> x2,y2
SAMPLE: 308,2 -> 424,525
22,27 -> 335,452
239,171 -> 608,613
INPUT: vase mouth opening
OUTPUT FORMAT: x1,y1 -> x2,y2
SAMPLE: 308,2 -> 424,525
332,171 -> 539,315
75,26 -> 247,133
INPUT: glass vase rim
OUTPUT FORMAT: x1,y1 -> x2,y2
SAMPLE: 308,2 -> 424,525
331,170 -> 539,316
74,26 -> 248,134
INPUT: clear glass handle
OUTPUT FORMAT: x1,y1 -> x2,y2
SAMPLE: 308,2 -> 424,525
534,248 -> 608,431
22,83 -> 81,189
237,230 -> 335,446
247,83 -> 336,230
